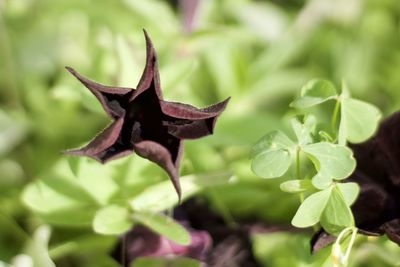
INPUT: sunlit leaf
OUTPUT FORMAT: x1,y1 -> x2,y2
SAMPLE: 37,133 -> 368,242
280,179 -> 314,193
291,115 -> 316,145
337,182 -> 360,206
340,98 -> 381,143
93,205 -> 133,235
251,131 -> 294,178
320,186 -> 354,234
130,172 -> 233,212
132,212 -> 190,246
23,226 -> 56,267
292,188 -> 332,228
302,142 -> 356,189
290,79 -> 337,108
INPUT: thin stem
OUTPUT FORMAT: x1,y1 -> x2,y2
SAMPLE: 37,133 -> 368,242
296,147 -> 304,203
343,228 -> 358,263
331,100 -> 341,132
332,226 -> 358,267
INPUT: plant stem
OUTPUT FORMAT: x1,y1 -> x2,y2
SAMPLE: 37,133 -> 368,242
332,226 -> 358,267
331,99 -> 341,132
296,147 -> 305,203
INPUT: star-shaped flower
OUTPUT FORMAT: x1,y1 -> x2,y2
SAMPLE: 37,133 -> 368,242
65,30 -> 230,200
312,111 -> 400,252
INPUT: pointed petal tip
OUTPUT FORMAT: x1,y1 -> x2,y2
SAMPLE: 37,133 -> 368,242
65,66 -> 76,74
142,29 -> 153,47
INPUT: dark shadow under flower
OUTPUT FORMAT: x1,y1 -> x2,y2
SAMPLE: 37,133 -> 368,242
64,30 -> 230,200
312,111 -> 400,252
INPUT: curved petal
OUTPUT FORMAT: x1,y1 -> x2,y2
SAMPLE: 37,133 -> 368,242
64,118 -> 124,162
130,30 -> 163,101
133,140 -> 182,200
163,118 -> 215,139
160,97 -> 230,120
66,67 -> 132,118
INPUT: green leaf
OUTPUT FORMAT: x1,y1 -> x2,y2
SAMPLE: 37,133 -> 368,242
23,225 -> 56,267
67,156 -> 81,177
93,205 -> 133,235
280,180 -> 314,193
251,131 -> 294,178
337,182 -> 360,206
302,142 -> 356,189
320,186 -> 354,234
290,79 -> 337,108
132,212 -> 191,246
340,98 -> 381,143
291,115 -> 316,145
292,188 -> 332,228
131,257 -> 201,267
130,172 -> 232,212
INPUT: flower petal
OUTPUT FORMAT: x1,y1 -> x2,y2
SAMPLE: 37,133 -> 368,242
163,119 -> 214,139
160,97 -> 230,120
64,118 -> 125,162
130,30 -> 163,101
66,67 -> 132,118
133,140 -> 183,200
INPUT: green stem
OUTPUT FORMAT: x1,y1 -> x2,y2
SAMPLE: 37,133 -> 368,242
332,227 -> 358,267
296,147 -> 304,203
331,100 -> 341,132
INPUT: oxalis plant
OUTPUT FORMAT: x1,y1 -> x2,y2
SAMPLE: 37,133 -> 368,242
20,30 -> 393,267
251,79 -> 381,266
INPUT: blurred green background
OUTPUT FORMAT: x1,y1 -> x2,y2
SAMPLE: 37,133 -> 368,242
1,0 -> 400,266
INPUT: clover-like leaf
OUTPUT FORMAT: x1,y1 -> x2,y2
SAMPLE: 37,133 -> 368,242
251,131 -> 295,178
291,115 -> 316,145
340,98 -> 381,144
290,79 -> 337,109
280,179 -> 314,193
132,212 -> 191,246
93,205 -> 133,235
292,187 -> 332,228
302,142 -> 356,189
320,186 -> 354,234
337,182 -> 360,206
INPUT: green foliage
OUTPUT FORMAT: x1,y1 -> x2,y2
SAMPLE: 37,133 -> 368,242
290,79 -> 337,109
131,257 -> 201,267
302,142 -> 355,189
292,187 -> 332,228
320,186 -> 354,235
340,97 -> 382,144
132,212 -> 191,246
251,131 -> 294,178
252,78 -> 374,245
93,205 -> 132,235
1,0 -> 398,266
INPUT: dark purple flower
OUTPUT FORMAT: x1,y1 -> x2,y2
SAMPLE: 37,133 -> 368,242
312,111 -> 400,252
64,30 -> 230,200
112,224 -> 212,265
